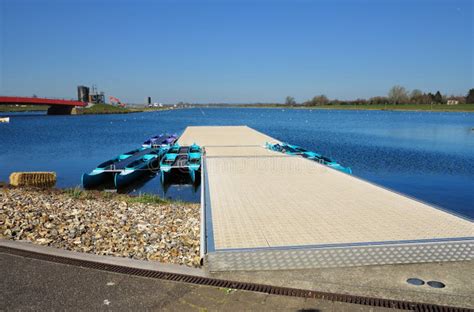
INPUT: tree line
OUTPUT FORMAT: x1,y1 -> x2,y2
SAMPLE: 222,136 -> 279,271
285,87 -> 474,106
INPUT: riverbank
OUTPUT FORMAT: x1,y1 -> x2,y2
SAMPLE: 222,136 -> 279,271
0,105 -> 47,112
0,186 -> 201,266
233,103 -> 474,112
78,103 -> 137,114
0,104 -> 170,115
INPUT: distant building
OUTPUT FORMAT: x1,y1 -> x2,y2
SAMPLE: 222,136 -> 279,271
446,96 -> 466,105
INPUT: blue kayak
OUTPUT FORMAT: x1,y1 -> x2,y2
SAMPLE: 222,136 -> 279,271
266,142 -> 352,174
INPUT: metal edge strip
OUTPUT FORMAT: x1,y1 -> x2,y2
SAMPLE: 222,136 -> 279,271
213,237 -> 474,253
203,155 -> 215,253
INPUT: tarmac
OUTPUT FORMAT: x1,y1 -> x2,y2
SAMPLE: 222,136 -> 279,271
0,251 -> 399,311
1,240 -> 472,309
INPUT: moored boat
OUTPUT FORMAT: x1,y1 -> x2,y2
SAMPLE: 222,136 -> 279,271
160,144 -> 202,184
0,117 -> 10,123
143,133 -> 178,148
160,144 -> 183,184
81,148 -> 148,189
114,148 -> 168,189
187,143 -> 202,183
142,134 -> 165,148
266,142 -> 352,174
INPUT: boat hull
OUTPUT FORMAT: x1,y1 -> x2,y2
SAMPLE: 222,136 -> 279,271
81,171 -> 114,189
114,158 -> 159,189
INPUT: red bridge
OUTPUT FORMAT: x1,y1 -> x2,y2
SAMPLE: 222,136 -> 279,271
0,96 -> 87,115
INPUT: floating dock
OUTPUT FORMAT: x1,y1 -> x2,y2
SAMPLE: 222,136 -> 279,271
178,126 -> 474,271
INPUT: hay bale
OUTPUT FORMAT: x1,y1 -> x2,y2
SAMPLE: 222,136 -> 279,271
9,172 -> 56,187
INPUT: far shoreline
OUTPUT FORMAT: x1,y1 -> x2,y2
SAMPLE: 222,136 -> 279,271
221,103 -> 474,113
2,103 -> 474,114
0,104 -> 173,115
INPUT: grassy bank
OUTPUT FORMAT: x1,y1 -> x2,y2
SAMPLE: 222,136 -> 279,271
0,105 -> 47,112
238,103 -> 474,112
0,103 -> 169,115
78,103 -> 137,115
64,186 -> 173,205
78,104 -> 171,115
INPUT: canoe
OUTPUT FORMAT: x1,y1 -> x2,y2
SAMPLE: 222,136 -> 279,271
82,148 -> 147,189
266,142 -> 352,174
114,148 -> 167,189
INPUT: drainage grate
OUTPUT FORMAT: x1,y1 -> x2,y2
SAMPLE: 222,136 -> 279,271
0,246 -> 470,312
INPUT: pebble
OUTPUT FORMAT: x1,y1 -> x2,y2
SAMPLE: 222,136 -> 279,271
0,187 -> 201,267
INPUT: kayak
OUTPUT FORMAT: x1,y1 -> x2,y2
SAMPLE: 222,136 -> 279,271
266,142 -> 352,174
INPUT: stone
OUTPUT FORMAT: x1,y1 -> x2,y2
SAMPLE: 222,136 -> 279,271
0,187 -> 201,267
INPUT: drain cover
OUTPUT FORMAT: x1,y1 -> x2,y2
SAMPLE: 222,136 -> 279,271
407,278 -> 425,286
427,281 -> 446,288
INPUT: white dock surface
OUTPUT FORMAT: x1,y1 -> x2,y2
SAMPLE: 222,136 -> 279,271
178,126 -> 474,271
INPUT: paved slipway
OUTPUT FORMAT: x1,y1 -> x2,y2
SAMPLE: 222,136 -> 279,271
0,252 -> 399,311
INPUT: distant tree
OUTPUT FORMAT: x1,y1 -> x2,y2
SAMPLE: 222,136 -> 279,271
285,96 -> 296,106
369,96 -> 389,105
466,88 -> 474,104
388,85 -> 409,104
420,93 -> 432,104
309,95 -> 329,106
428,92 -> 435,103
410,89 -> 424,104
354,98 -> 367,105
433,91 -> 443,104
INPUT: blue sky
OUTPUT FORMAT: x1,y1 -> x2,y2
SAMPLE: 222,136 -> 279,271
1,0 -> 472,103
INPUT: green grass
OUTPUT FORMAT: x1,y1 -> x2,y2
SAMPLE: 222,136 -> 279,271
79,103 -> 136,115
64,186 -> 86,199
0,105 -> 48,112
63,187 -> 182,205
125,193 -> 170,205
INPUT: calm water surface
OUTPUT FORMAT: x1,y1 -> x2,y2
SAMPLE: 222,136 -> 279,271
1,108 -> 473,218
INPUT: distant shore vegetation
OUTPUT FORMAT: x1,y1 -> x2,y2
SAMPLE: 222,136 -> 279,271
291,87 -> 474,109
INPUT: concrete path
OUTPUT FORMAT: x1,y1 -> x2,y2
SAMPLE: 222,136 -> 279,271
0,252 -> 398,311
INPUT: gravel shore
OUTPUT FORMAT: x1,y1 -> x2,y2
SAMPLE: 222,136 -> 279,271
0,187 -> 201,267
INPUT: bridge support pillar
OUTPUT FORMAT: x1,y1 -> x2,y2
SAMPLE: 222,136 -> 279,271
47,105 -> 77,115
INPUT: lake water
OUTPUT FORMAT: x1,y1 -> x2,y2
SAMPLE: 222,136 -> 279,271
1,108 -> 473,219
